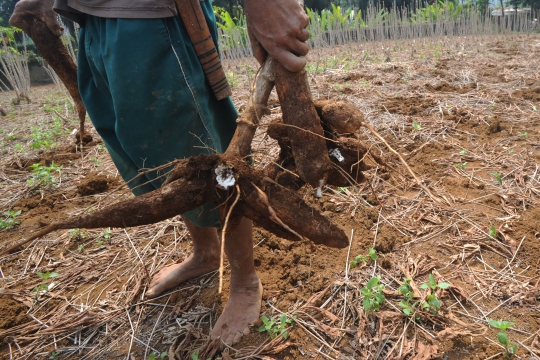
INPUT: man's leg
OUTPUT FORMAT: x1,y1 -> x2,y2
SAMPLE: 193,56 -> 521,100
146,216 -> 220,297
147,216 -> 262,345
211,217 -> 262,345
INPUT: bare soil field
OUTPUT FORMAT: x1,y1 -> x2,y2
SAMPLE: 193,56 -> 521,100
0,33 -> 539,359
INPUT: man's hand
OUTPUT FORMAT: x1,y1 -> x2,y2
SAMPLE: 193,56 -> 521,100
9,0 -> 62,37
244,0 -> 310,72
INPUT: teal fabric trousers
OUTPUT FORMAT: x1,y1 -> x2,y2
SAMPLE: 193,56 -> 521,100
77,2 -> 238,228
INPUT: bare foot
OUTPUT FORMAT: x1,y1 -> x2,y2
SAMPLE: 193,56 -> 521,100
211,275 -> 262,345
146,252 -> 219,298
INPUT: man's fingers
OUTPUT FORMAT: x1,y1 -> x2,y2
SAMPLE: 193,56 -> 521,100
44,11 -> 63,36
275,50 -> 306,73
249,31 -> 267,66
298,28 -> 310,42
291,40 -> 309,57
9,14 -> 31,36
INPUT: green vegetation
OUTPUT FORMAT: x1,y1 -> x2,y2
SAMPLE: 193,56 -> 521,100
27,163 -> 62,189
488,319 -> 518,359
492,172 -> 503,185
398,278 -> 418,316
360,276 -> 386,313
419,274 -> 450,314
96,228 -> 112,247
69,228 -> 88,241
149,352 -> 168,360
412,121 -> 422,131
350,247 -> 378,268
258,313 -> 297,339
32,271 -> 60,298
30,116 -> 66,150
0,210 -> 21,230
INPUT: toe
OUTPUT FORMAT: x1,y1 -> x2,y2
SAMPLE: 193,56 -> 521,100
232,331 -> 243,345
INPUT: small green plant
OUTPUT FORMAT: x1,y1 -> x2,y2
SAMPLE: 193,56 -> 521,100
90,156 -> 102,166
0,210 -> 21,230
412,121 -> 422,131
360,276 -> 385,313
398,278 -> 418,316
96,228 -> 112,247
492,172 -> 503,185
360,80 -> 371,87
149,352 -> 168,360
419,274 -> 450,314
27,163 -> 62,188
258,313 -> 296,339
454,162 -> 467,170
488,319 -> 517,359
350,248 -> 378,268
32,271 -> 60,298
459,149 -> 467,155
77,244 -> 85,252
49,351 -> 60,359
70,228 -> 88,241
517,131 -> 528,139
488,225 -> 497,239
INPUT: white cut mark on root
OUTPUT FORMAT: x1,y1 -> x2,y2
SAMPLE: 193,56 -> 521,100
215,164 -> 236,189
252,182 -> 305,241
329,148 -> 345,163
315,179 -> 325,198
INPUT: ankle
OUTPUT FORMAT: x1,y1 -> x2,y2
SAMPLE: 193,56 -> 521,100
230,271 -> 260,289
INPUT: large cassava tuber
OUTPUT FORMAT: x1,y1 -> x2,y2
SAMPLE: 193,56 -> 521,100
274,63 -> 332,189
29,19 -> 87,144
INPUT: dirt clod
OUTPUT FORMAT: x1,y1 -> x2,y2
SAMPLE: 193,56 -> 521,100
0,295 -> 28,334
77,172 -> 111,196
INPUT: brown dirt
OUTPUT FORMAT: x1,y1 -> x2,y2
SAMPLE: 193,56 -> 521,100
76,172 -> 114,196
425,81 -> 477,94
382,97 -> 435,115
0,295 -> 28,335
513,87 -> 540,102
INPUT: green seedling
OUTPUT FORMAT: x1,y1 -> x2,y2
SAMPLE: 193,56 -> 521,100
517,131 -> 528,139
0,210 -> 21,230
420,274 -> 450,314
90,156 -> 102,166
350,248 -> 378,269
459,150 -> 467,155
492,172 -> 503,185
360,276 -> 385,314
77,244 -> 85,252
488,319 -> 518,359
258,313 -> 296,339
69,228 -> 88,241
32,271 -> 59,298
412,121 -> 422,131
27,163 -> 62,189
96,228 -> 112,247
398,278 -> 418,316
454,162 -> 467,170
49,351 -> 59,359
149,352 -> 168,360
488,225 -> 497,239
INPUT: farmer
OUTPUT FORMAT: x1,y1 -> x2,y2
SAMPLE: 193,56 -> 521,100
10,0 -> 310,345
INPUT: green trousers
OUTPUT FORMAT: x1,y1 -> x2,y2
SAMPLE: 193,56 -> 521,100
78,3 -> 238,228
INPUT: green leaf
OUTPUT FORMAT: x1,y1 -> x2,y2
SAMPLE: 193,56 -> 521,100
258,325 -> 267,332
510,344 -> 517,354
419,283 -> 429,290
49,272 -> 59,278
497,331 -> 508,346
366,276 -> 380,289
437,282 -> 451,289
